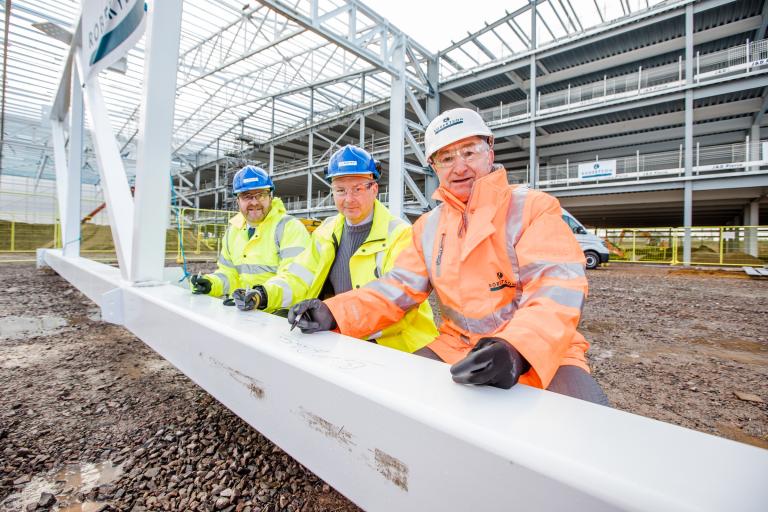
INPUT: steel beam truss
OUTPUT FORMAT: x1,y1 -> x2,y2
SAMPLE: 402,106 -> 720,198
38,249 -> 768,512
48,0 -> 183,282
39,2 -> 768,508
254,0 -> 439,218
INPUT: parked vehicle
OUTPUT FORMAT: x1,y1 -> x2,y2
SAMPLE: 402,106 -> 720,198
561,209 -> 610,269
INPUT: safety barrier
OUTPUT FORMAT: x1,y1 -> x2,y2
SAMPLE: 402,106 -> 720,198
5,213 -> 765,268
596,226 -> 768,266
479,38 -> 768,126
171,207 -> 235,261
533,140 -> 767,189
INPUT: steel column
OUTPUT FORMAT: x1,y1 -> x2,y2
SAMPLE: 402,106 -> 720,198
63,66 -> 83,257
529,1 -> 538,188
425,58 -> 440,204
388,35 -> 406,218
131,0 -> 184,283
747,199 -> 759,256
307,89 -> 314,214
683,4 -> 694,266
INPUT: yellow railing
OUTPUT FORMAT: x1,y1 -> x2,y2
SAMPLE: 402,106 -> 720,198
596,226 -> 768,266
2,212 -> 766,268
171,207 -> 237,262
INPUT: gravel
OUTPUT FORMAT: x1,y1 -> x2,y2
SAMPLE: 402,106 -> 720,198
0,261 -> 766,510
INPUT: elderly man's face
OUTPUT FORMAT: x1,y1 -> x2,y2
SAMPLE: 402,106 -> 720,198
237,189 -> 272,223
331,175 -> 378,224
430,136 -> 494,202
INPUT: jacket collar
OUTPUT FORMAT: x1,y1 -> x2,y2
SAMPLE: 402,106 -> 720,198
332,199 -> 393,245
229,197 -> 287,229
432,165 -> 511,213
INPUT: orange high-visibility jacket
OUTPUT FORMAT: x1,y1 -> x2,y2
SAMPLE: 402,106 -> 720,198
325,168 -> 590,388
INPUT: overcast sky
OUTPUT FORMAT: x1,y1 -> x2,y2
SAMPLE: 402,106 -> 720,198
362,0 -> 527,53
359,0 -> 652,54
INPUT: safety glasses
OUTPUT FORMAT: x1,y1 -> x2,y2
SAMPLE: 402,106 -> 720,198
331,181 -> 376,198
238,190 -> 271,202
430,142 -> 489,170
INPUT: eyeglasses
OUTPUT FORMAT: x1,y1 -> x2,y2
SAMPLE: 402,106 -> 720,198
238,190 -> 271,202
430,142 -> 489,170
331,181 -> 376,198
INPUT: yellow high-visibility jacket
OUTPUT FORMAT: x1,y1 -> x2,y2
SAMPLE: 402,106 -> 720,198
203,198 -> 310,297
261,200 -> 438,353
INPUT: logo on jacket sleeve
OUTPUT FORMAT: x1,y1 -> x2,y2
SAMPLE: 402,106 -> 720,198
488,271 -> 514,292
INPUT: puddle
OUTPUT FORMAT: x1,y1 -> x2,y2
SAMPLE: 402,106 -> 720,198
639,337 -> 768,366
0,460 -> 122,511
117,357 -> 175,379
0,315 -> 68,340
687,337 -> 768,354
86,308 -> 102,322
716,423 -> 768,450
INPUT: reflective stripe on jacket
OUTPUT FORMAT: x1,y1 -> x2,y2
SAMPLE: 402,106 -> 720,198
325,169 -> 590,388
262,200 -> 438,353
204,197 -> 310,297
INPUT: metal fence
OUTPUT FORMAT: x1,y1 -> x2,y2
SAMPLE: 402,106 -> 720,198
534,140 -> 766,188
479,38 -> 768,125
596,226 -> 768,266
3,210 -> 765,269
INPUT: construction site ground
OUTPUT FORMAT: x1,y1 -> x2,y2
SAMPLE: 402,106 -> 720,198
1,261 -> 766,511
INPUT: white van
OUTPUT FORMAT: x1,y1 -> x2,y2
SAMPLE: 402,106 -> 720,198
561,209 -> 610,269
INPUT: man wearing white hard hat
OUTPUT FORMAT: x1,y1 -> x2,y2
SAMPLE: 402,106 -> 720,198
288,109 -> 608,404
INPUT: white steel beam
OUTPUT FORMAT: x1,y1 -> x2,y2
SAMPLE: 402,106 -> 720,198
130,0 -> 183,283
39,250 -> 768,512
62,66 -> 82,257
75,53 -> 135,277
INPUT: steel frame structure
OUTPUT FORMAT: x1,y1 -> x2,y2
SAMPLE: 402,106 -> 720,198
23,0 -> 768,508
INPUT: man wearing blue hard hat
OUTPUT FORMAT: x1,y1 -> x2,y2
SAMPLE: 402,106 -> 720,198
231,145 -> 437,354
190,166 -> 310,300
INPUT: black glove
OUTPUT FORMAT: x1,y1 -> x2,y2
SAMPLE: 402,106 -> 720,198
287,299 -> 337,334
232,286 -> 267,311
190,273 -> 212,294
450,337 -> 529,389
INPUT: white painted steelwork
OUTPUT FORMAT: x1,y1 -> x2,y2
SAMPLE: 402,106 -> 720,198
40,249 -> 768,512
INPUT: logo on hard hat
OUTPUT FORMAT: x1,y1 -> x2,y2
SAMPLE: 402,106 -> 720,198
433,117 -> 464,135
338,161 -> 357,167
243,177 -> 261,183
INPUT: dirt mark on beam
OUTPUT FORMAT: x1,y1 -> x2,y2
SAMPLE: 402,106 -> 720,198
205,354 -> 265,399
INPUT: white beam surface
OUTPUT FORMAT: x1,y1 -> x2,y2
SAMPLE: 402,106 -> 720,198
73,53 -> 135,277
63,67 -> 83,257
40,250 -> 768,512
130,0 -> 184,283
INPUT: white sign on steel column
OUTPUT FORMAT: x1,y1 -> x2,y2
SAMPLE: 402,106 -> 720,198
80,0 -> 147,79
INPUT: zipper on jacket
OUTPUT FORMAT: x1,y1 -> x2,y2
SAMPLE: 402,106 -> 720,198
435,233 -> 445,277
458,211 -> 468,238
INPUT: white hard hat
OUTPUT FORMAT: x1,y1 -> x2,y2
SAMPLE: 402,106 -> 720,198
424,108 -> 493,158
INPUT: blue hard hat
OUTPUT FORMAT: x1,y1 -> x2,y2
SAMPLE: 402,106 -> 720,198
326,145 -> 381,181
232,166 -> 274,195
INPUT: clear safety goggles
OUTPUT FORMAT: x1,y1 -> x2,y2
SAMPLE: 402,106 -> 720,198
238,190 -> 271,202
430,141 -> 490,170
331,181 -> 376,198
